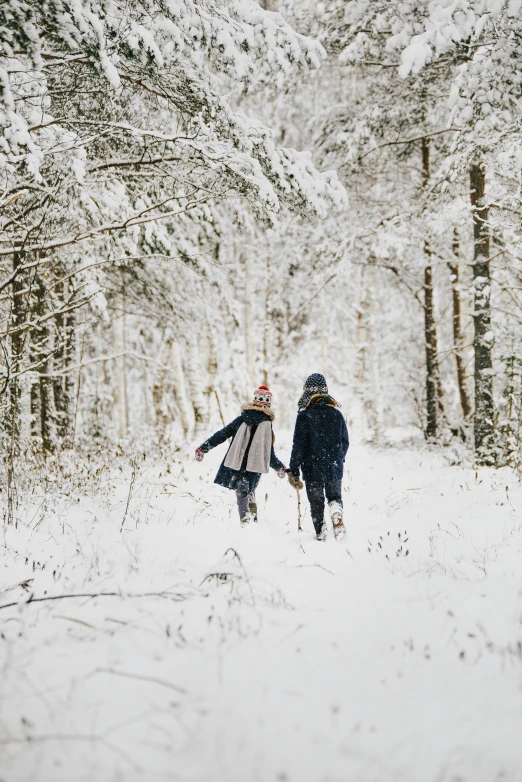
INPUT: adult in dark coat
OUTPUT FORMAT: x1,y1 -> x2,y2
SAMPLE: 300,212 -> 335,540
288,373 -> 349,540
195,385 -> 285,524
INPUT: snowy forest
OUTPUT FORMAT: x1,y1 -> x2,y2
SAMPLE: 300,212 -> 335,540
2,1 -> 522,780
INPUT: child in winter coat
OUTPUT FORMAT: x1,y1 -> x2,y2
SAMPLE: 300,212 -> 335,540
287,373 -> 349,541
195,385 -> 286,524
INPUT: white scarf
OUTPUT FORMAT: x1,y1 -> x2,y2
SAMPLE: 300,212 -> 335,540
224,420 -> 272,473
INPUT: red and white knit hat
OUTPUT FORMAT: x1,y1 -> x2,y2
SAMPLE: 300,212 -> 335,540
253,385 -> 272,407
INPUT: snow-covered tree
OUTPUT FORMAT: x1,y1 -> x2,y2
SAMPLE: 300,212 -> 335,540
274,0 -> 522,462
0,0 -> 347,466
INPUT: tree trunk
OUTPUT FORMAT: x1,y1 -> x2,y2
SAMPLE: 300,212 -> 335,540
54,279 -> 75,447
186,338 -> 206,427
6,252 -> 26,525
70,329 -> 84,449
320,285 -> 326,376
114,293 -> 128,439
422,138 -> 440,439
171,341 -> 195,438
263,254 -> 271,386
245,244 -> 255,389
30,310 -> 41,444
8,253 -> 25,447
354,264 -> 384,441
54,282 -> 65,428
152,329 -> 175,442
152,332 -> 195,441
33,275 -> 57,453
204,317 -> 219,428
470,162 -> 494,461
62,306 -> 76,447
368,271 -> 384,439
424,263 -> 438,438
354,265 -> 369,438
39,347 -> 56,454
448,230 -> 472,421
30,381 -> 41,441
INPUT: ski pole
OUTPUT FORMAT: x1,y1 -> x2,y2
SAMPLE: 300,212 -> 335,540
297,489 -> 302,532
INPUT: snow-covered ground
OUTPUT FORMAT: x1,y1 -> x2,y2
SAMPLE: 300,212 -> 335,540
1,437 -> 522,782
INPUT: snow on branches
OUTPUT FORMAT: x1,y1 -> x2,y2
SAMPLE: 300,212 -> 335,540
0,0 -> 346,253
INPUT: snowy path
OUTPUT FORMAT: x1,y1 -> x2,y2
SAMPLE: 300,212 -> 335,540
2,442 -> 522,781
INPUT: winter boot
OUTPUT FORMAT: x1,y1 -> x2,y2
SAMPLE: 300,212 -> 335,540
329,500 -> 345,541
248,502 -> 258,523
313,517 -> 327,541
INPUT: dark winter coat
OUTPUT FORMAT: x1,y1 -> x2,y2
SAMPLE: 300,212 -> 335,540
200,404 -> 284,494
289,395 -> 349,483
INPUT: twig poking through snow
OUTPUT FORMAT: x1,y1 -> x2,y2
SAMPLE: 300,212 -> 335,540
89,667 -> 187,694
120,460 -> 138,532
0,590 -> 191,611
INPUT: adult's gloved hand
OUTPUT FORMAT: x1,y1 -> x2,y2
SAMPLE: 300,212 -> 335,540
195,447 -> 204,462
277,466 -> 287,479
287,472 -> 303,491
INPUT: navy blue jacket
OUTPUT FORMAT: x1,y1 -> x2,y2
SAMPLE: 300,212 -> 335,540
289,396 -> 349,483
200,407 -> 284,493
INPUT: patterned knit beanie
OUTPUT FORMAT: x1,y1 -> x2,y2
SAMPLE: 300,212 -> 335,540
298,373 -> 328,409
253,385 -> 272,407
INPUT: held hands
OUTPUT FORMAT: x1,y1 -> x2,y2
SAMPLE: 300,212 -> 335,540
195,447 -> 204,462
287,472 -> 304,491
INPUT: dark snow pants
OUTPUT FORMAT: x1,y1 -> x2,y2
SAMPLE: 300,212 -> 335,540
305,480 -> 342,535
236,489 -> 256,521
